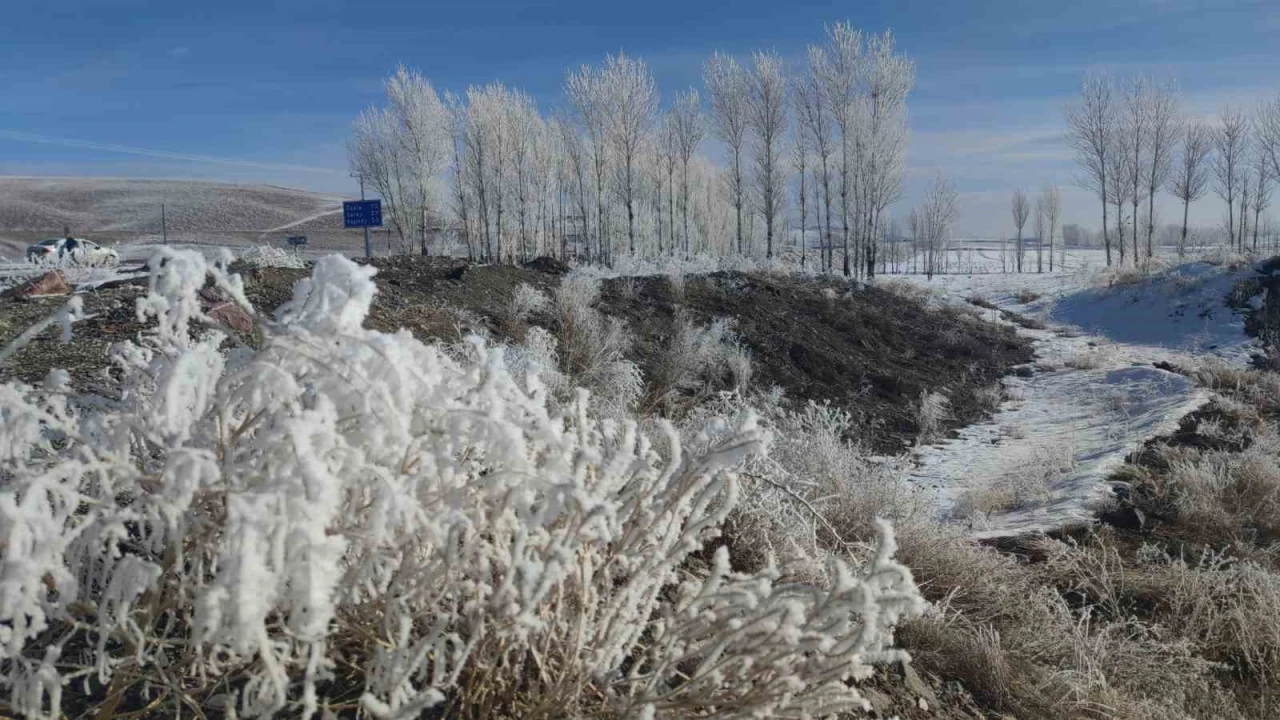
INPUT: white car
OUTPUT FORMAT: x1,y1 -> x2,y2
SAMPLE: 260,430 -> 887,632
26,238 -> 120,267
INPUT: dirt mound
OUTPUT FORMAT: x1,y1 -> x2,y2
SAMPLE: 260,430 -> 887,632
2,258 -> 1031,453
597,273 -> 1031,452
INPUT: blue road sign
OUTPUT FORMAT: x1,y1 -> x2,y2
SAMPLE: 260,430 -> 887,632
343,200 -> 383,228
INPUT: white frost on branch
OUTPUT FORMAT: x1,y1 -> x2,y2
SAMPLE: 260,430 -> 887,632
0,249 -> 922,719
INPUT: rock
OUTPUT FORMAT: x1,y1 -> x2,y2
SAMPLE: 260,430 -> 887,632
207,301 -> 254,334
861,687 -> 893,716
899,663 -> 940,710
1100,505 -> 1146,531
12,271 -> 71,299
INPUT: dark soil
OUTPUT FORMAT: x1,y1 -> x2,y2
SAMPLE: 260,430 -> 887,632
596,273 -> 1031,453
2,257 -> 1032,454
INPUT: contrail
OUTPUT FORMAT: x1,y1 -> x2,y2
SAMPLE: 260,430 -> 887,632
0,129 -> 344,175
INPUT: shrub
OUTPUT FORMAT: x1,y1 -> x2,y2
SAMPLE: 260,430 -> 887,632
647,313 -> 752,411
553,270 -> 644,415
1014,288 -> 1040,304
0,250 -> 925,719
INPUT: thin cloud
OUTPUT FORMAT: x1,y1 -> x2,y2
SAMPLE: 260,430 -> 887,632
0,129 -> 343,175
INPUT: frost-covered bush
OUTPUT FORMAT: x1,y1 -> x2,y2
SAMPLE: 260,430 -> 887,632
240,244 -> 307,269
679,395 -> 926,586
553,269 -> 643,416
506,282 -> 549,325
0,250 -> 923,719
648,313 -> 752,412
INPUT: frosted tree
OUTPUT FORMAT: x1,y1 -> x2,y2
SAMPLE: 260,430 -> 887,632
554,113 -> 592,261
671,89 -> 704,257
461,83 -> 520,262
1066,71 -> 1117,265
348,66 -> 451,256
817,22 -> 864,276
796,47 -> 836,272
747,50 -> 788,259
656,110 -> 677,255
1213,105 -> 1249,249
792,100 -> 809,268
506,89 -> 543,262
349,106 -> 410,249
704,52 -> 751,256
444,92 -> 476,259
1169,120 -> 1213,255
599,53 -> 658,257
912,173 -> 959,280
860,30 -> 914,278
385,66 -> 451,255
1011,189 -> 1029,273
1140,78 -> 1180,258
566,62 -> 612,263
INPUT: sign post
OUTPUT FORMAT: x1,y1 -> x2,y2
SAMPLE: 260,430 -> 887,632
345,176 -> 383,258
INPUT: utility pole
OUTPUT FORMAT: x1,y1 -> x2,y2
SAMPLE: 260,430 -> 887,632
351,172 -> 371,258
161,203 -> 168,244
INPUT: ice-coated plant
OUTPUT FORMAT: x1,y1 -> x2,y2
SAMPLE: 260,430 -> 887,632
0,249 -> 923,719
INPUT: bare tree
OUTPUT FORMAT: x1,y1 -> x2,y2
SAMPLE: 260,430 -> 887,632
1034,194 -> 1046,273
1066,71 -> 1117,266
671,89 -> 704,257
704,53 -> 751,255
912,173 -> 960,280
1141,79 -> 1180,257
747,50 -> 788,259
1259,95 -> 1280,189
1213,105 -> 1249,250
1107,125 -> 1135,265
1122,77 -> 1149,261
1011,189 -> 1029,272
1169,121 -> 1213,255
1043,185 -> 1061,272
1251,155 -> 1272,251
796,47 -> 835,272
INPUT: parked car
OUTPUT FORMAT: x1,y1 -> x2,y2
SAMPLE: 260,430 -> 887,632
26,238 -> 120,266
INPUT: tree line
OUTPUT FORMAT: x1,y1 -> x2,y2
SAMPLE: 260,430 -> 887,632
347,23 -> 918,278
1066,72 -> 1279,266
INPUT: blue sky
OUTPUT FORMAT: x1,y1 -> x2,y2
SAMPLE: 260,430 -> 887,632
2,0 -> 1277,236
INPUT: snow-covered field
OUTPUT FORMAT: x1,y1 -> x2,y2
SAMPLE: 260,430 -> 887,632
897,245 -> 1263,537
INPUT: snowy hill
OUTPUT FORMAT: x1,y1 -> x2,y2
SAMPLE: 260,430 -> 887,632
0,177 -> 368,258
